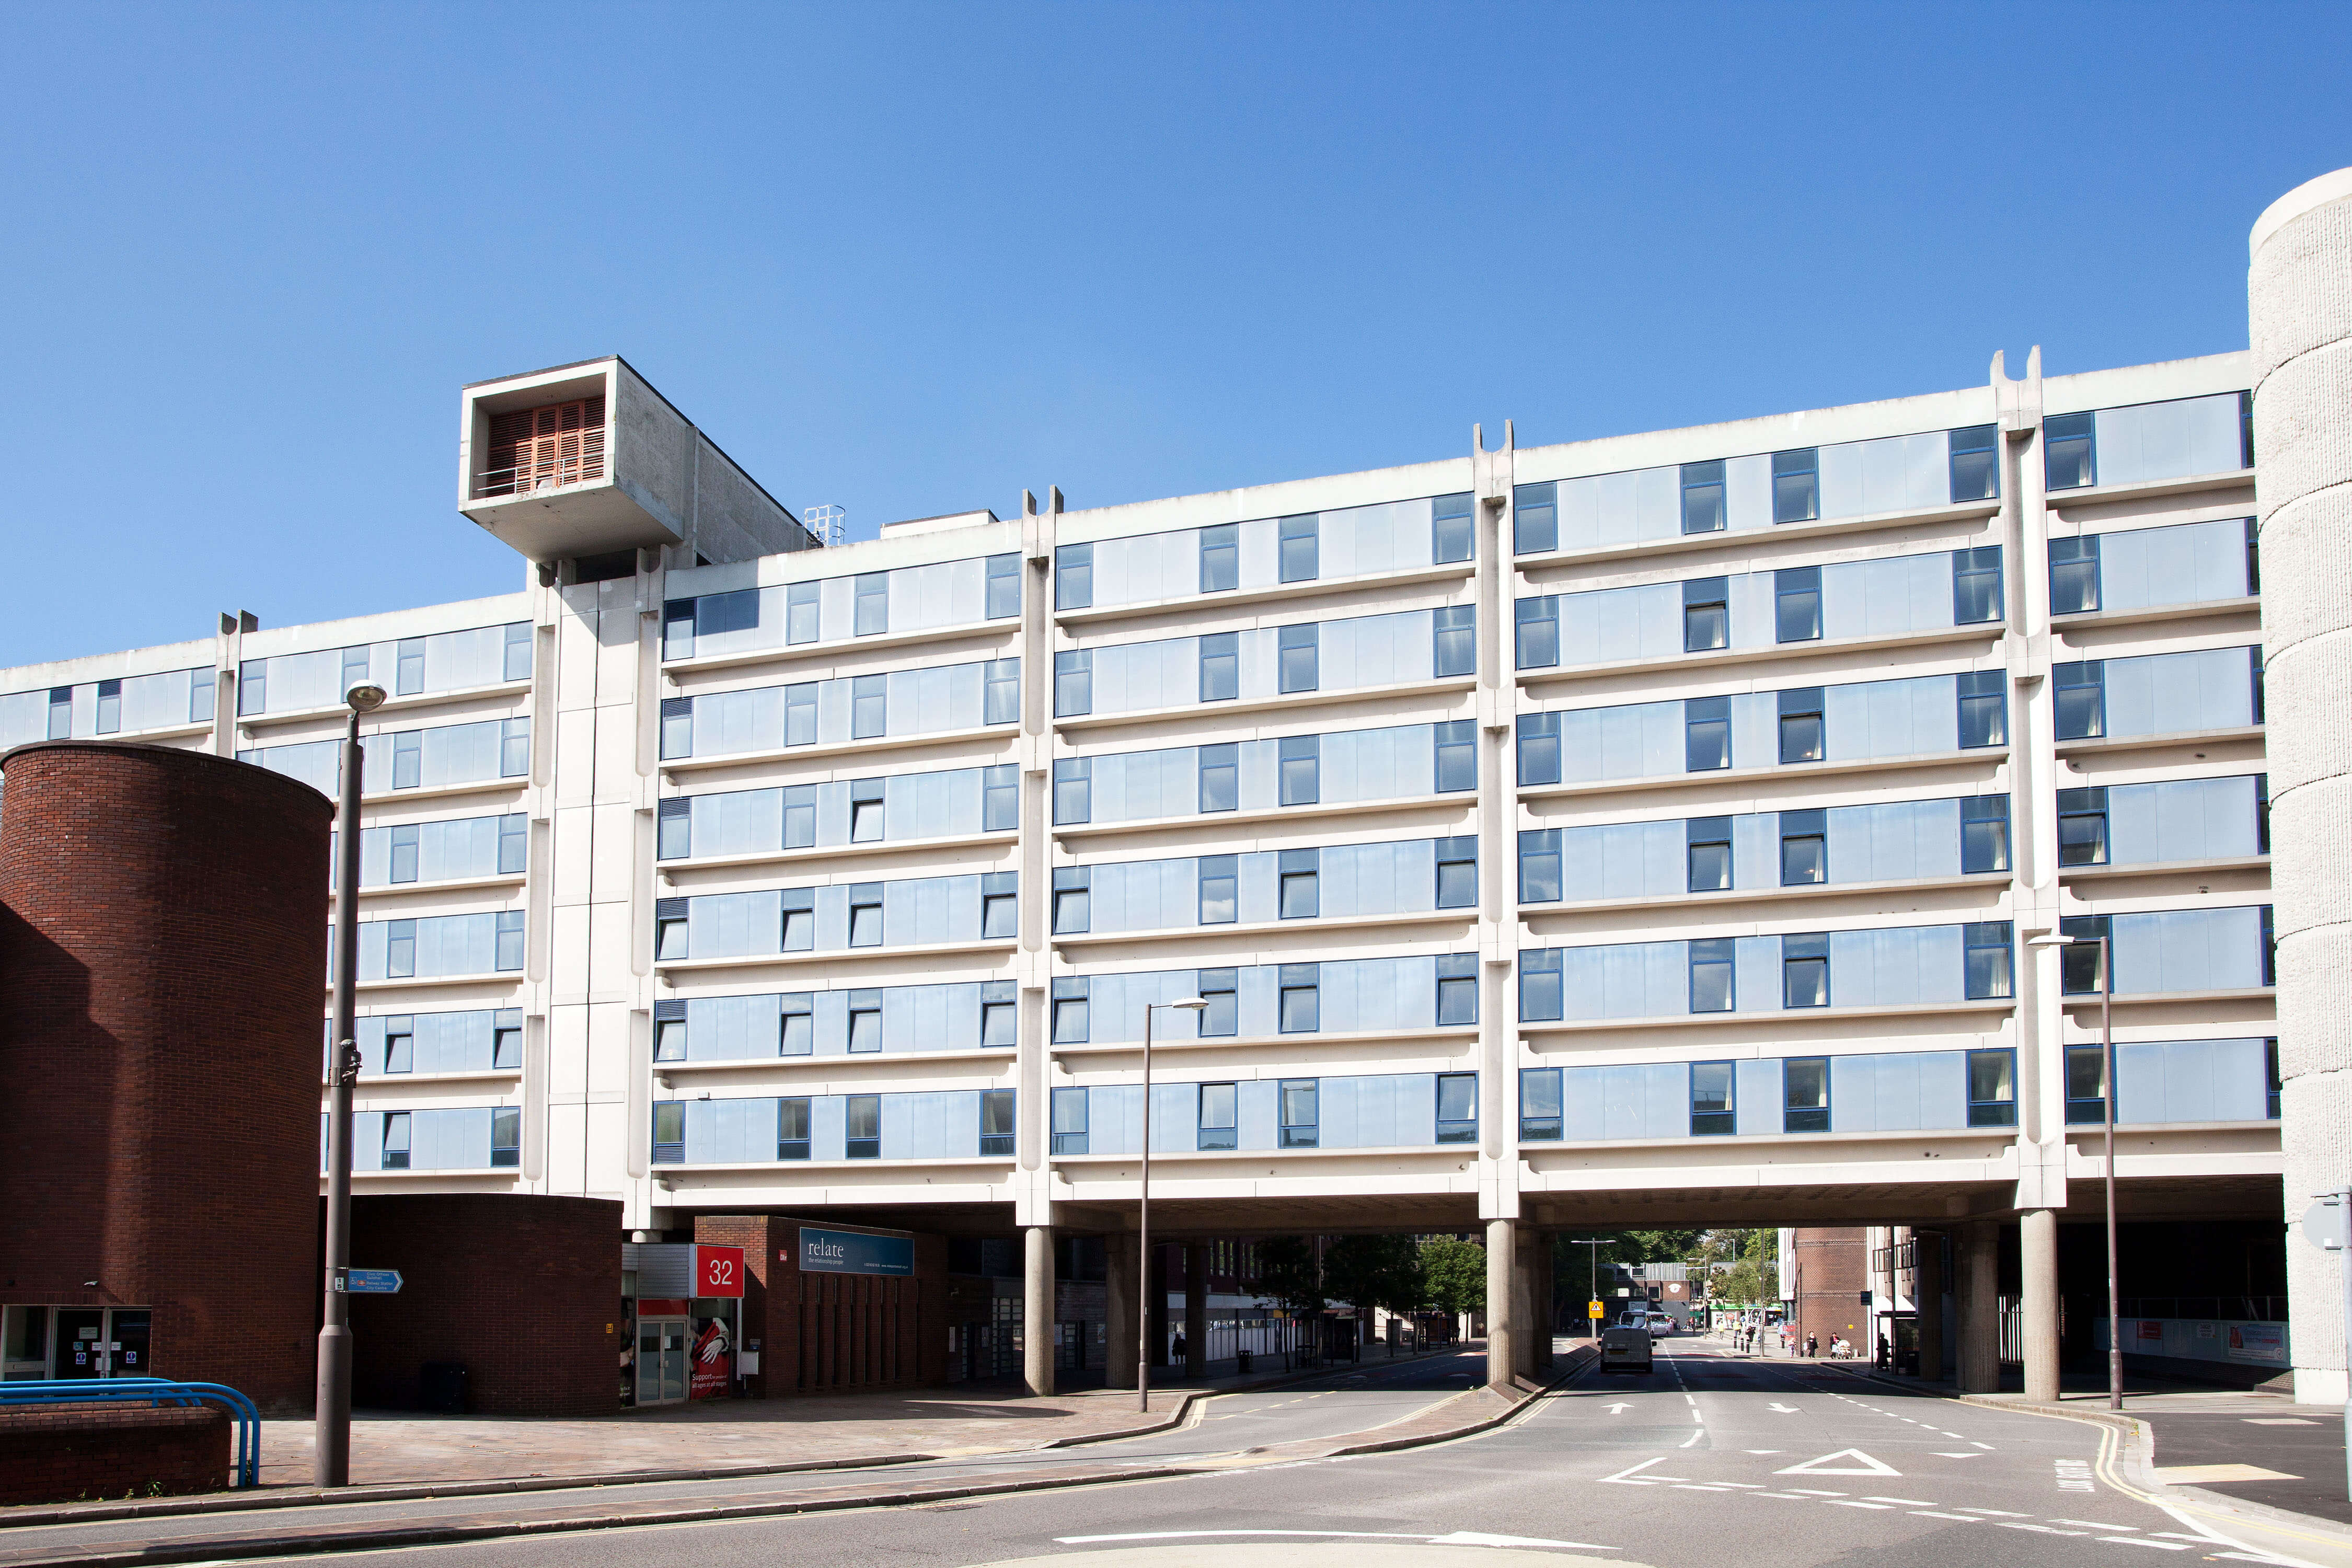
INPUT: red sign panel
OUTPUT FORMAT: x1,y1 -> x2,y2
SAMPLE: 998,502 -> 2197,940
695,1244 -> 746,1298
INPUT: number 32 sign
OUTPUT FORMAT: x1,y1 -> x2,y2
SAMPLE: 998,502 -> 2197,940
695,1244 -> 746,1297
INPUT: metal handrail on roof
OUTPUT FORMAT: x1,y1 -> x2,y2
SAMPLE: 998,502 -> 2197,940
0,1379 -> 260,1488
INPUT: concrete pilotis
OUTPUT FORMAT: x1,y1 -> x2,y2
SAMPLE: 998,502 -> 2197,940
1023,1226 -> 1055,1396
1956,1221 -> 2000,1393
1183,1242 -> 1208,1380
1485,1218 -> 1516,1390
2021,1209 -> 2061,1403
1105,1232 -> 1138,1390
1916,1228 -> 1944,1382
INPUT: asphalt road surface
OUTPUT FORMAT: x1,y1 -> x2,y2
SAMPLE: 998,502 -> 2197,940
0,1341 -> 2301,1568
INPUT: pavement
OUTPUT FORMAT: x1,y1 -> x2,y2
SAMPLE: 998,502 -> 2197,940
0,1343 -> 1551,1568
14,1338 -> 2352,1568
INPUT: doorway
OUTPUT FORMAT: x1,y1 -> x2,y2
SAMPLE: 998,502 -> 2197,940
635,1317 -> 688,1405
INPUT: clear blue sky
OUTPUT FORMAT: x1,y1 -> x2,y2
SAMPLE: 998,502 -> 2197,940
3,2 -> 2345,668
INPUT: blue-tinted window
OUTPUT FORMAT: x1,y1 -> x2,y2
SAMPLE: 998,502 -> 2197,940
1436,1073 -> 1478,1143
1681,460 -> 1725,535
1968,1048 -> 2016,1127
1957,670 -> 2007,748
1435,721 -> 1477,792
1433,493 -> 1474,564
1949,424 -> 1999,503
2046,412 -> 2095,490
1279,514 -> 1318,583
1690,1061 -> 1735,1135
1516,597 -> 1559,670
1518,713 -> 1561,786
1686,696 -> 1731,772
1513,482 -> 1558,555
986,554 -> 1021,619
1055,650 -> 1091,717
1772,448 -> 1819,523
1434,605 -> 1476,677
1965,920 -> 2013,1000
1775,567 -> 1821,643
1278,624 -> 1318,693
1055,544 -> 1093,610
2050,535 -> 2100,615
2053,660 -> 2104,741
1782,932 -> 1829,1008
1783,1058 -> 1829,1133
1520,1067 -> 1562,1140
1953,546 -> 2003,624
1690,938 -> 1735,1013
1200,525 -> 1239,593
1962,795 -> 2010,874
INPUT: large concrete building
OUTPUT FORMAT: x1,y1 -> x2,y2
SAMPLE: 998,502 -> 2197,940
3,168 -> 2346,1409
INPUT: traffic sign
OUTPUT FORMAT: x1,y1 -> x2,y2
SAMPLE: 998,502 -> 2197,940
1588,1299 -> 1605,1319
2302,1196 -> 2347,1252
343,1269 -> 402,1294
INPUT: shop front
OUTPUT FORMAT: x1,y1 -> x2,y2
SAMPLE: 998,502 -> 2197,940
1,1305 -> 153,1380
620,1242 -> 744,1407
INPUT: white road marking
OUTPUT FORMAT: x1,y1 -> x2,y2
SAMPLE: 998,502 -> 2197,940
1604,1402 -> 1631,1414
1776,1448 -> 1900,1476
2103,1540 -> 2195,1552
1690,1408 -> 1703,1422
1743,1449 -> 1782,1454
1910,1511 -> 1982,1520
2053,1519 -> 2138,1530
1679,1429 -> 1705,1448
1056,1530 -> 1618,1550
1598,1456 -> 1669,1484
1971,1440 -> 1993,1449
2002,1523 -> 2090,1536
1785,1488 -> 1848,1496
1827,1500 -> 1893,1510
1930,1451 -> 1983,1459
1956,1507 -> 2032,1516
1865,1496 -> 1936,1505
1766,1402 -> 1800,1413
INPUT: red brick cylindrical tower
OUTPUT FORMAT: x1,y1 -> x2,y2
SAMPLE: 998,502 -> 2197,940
0,741 -> 332,1412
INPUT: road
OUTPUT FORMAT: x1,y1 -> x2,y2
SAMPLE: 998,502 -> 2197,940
0,1340 -> 2297,1568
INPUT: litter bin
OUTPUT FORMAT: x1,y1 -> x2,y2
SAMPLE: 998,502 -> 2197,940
420,1362 -> 469,1414
1236,1350 -> 1253,1373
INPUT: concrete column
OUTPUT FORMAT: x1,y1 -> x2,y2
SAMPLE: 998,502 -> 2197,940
1183,1242 -> 1208,1380
1916,1230 -> 1945,1383
2250,167 -> 2352,1408
1105,1232 -> 1138,1390
1511,1231 -> 1537,1378
1485,1218 -> 1516,1391
1535,1234 -> 1556,1369
1023,1225 -> 1055,1397
1956,1221 -> 2001,1393
2020,1209 -> 2061,1403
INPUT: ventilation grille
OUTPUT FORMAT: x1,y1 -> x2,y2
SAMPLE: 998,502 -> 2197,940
482,396 -> 607,497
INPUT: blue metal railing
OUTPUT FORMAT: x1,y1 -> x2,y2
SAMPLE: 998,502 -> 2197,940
0,1379 -> 260,1488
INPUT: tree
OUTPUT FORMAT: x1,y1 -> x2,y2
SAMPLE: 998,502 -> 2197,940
1324,1235 -> 1425,1316
1420,1237 -> 1486,1318
1253,1235 -> 1325,1319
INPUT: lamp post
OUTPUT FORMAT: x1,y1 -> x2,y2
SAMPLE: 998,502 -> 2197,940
1137,996 -> 1208,1414
318,682 -> 386,1485
1571,1238 -> 1611,1341
2032,930 -> 2120,1411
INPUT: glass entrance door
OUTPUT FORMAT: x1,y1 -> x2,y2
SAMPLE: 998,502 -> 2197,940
110,1310 -> 152,1377
636,1318 -> 689,1405
54,1309 -> 104,1376
660,1320 -> 687,1403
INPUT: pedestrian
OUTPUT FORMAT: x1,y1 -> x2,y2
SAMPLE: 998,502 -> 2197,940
1806,1332 -> 1818,1358
1171,1331 -> 1187,1366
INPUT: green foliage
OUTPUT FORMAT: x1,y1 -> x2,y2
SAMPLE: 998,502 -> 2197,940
1323,1234 -> 1426,1315
1420,1237 -> 1486,1316
1253,1235 -> 1326,1318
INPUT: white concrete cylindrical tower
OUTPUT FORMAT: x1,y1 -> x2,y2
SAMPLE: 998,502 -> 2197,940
2249,166 -> 2352,1406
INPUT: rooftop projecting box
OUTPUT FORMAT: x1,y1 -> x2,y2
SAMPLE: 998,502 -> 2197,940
457,356 -> 816,567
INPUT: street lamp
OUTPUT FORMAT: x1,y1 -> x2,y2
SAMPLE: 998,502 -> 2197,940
2031,929 -> 2120,1412
1137,996 -> 1208,1414
1571,1239 -> 1612,1340
318,681 -> 385,1485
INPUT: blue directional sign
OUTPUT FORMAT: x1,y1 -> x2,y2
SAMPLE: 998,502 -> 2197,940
344,1269 -> 403,1294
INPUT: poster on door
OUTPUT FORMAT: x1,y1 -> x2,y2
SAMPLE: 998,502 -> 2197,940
690,1317 -> 732,1399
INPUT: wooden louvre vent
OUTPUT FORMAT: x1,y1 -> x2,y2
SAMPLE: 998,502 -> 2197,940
483,396 -> 606,495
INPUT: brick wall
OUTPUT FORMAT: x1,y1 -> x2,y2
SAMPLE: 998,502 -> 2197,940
0,1404 -> 229,1505
0,742 -> 332,1413
696,1215 -> 948,1395
348,1193 -> 619,1415
1788,1227 -> 1869,1353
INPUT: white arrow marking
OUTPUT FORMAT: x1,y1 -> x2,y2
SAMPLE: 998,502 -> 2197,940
1776,1448 -> 1901,1477
1767,1402 -> 1801,1413
1604,1402 -> 1632,1414
1598,1456 -> 1671,1484
1057,1531 -> 1617,1549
